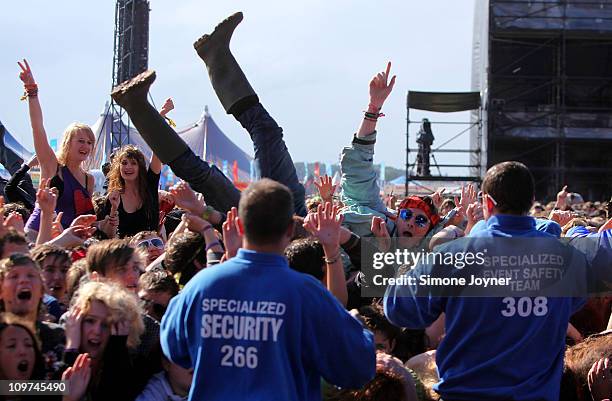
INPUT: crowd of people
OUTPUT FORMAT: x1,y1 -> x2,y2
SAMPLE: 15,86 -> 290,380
1,11 -> 611,401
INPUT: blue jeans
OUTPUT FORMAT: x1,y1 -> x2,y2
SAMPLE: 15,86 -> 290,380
170,150 -> 241,215
236,103 -> 306,217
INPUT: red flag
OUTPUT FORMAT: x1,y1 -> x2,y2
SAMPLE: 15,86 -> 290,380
314,162 -> 320,178
233,160 -> 239,182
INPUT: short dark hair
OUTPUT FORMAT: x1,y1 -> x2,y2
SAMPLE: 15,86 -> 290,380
0,254 -> 41,314
238,179 -> 294,246
0,229 -> 28,256
0,253 -> 39,279
30,244 -> 70,266
101,162 -> 111,177
482,161 -> 534,215
285,238 -> 325,280
138,269 -> 179,296
85,239 -> 135,276
164,209 -> 185,236
359,303 -> 401,342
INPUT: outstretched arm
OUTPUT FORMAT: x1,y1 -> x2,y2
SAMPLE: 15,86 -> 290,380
149,98 -> 175,175
340,63 -> 396,212
18,60 -> 58,179
303,202 -> 348,306
356,62 -> 396,138
36,178 -> 58,245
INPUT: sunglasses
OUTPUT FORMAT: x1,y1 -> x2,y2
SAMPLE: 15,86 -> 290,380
137,238 -> 164,249
398,209 -> 429,228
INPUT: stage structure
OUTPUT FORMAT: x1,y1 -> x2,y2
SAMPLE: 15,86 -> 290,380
96,0 -> 150,164
405,91 -> 483,196
473,0 -> 612,200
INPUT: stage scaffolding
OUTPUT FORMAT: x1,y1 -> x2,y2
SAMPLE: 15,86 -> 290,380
482,0 -> 612,200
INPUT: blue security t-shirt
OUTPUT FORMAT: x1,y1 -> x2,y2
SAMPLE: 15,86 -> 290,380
384,215 -> 587,401
161,249 -> 375,401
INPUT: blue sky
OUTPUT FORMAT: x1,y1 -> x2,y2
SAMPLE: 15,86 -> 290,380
1,0 -> 477,172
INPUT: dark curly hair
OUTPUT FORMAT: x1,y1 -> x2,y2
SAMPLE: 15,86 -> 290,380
164,231 -> 206,285
285,237 -> 325,280
106,145 -> 157,229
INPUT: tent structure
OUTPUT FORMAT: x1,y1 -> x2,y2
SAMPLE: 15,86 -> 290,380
91,103 -> 146,167
0,120 -> 34,178
91,104 -> 253,183
0,121 -> 34,163
176,107 -> 252,183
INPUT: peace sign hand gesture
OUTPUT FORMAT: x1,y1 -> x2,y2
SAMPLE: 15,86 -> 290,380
17,59 -> 36,87
369,62 -> 396,110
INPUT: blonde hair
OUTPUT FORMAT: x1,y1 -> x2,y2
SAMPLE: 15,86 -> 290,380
70,281 -> 144,349
56,122 -> 95,168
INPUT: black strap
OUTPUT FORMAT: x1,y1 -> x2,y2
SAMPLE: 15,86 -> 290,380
352,134 -> 376,145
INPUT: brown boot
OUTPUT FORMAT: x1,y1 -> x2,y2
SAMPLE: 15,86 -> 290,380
194,12 -> 258,115
111,70 -> 188,163
111,69 -> 156,112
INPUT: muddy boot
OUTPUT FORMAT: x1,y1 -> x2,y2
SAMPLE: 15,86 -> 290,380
194,12 -> 258,116
111,70 -> 188,164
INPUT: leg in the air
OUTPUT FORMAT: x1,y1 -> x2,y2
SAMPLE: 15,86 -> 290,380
111,70 -> 240,213
194,12 -> 306,216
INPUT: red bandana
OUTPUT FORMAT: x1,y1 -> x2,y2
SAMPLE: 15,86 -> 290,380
396,196 -> 440,226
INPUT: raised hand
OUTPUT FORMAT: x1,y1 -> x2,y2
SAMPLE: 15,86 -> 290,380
170,181 -> 204,215
17,59 -> 36,86
51,212 -> 64,238
64,307 -> 84,350
70,214 -> 97,228
556,185 -> 569,209
108,190 -> 121,214
4,212 -> 24,234
455,183 -> 477,212
432,188 -> 446,210
465,202 -> 484,235
159,98 -> 175,117
49,225 -> 96,248
37,178 -> 58,215
70,225 -> 97,239
588,357 -> 612,401
61,353 -> 91,401
549,209 -> 574,227
370,215 -> 391,252
303,202 -> 344,248
313,175 -> 337,203
27,154 -> 38,168
103,212 -> 119,235
369,62 -> 396,110
466,202 -> 484,225
183,212 -> 211,234
222,207 -> 242,259
158,190 -> 175,206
